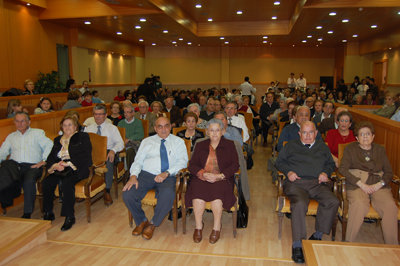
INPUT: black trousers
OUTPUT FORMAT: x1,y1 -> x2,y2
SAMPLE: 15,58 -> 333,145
42,171 -> 80,217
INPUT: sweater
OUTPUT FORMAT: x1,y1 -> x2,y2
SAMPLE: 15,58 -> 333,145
117,118 -> 144,142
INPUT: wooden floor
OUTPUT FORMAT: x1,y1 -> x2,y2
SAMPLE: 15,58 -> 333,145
2,136 -> 390,265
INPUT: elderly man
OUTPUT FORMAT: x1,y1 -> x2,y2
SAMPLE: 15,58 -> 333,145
276,121 -> 338,263
199,97 -> 215,121
122,117 -> 188,240
0,112 -> 53,218
119,103 -> 145,169
318,106 -> 348,135
134,101 -> 157,135
84,104 -> 124,205
224,101 -> 249,143
312,100 -> 324,124
321,101 -> 334,122
164,96 -> 182,127
214,111 -> 243,146
304,97 -> 315,117
260,92 -> 279,146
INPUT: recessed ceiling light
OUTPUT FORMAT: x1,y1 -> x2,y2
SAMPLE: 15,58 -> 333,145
163,30 -> 168,33
113,16 -> 118,19
342,19 -> 349,23
307,35 -> 312,38
292,44 -> 295,47
172,41 -> 177,44
139,18 -> 146,22
316,45 -> 319,47
178,38 -> 183,41
26,3 -> 31,6
327,30 -> 333,34
316,26 -> 323,29
208,18 -> 213,22
269,43 -> 272,45
116,32 -> 122,35
371,25 -> 377,28
84,21 -> 91,25
389,47 -> 392,50
352,34 -> 358,38
274,1 -> 280,6
195,4 -> 202,8
139,39 -> 144,42
342,40 -> 347,43
152,43 -> 156,46
271,16 -> 277,20
329,12 -> 336,16
263,41 -> 268,43
302,40 -> 307,43
220,37 -> 225,40
135,25 -> 141,29
236,10 -> 243,15
224,41 -> 229,44
263,36 -> 268,39
187,42 -> 192,45
398,11 -> 400,15
317,38 -> 323,41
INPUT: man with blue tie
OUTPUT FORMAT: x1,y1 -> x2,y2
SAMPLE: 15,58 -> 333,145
122,117 -> 188,240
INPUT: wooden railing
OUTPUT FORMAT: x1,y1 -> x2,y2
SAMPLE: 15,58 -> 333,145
0,93 -> 68,108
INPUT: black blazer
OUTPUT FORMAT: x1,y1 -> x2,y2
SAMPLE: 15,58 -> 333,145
46,132 -> 92,180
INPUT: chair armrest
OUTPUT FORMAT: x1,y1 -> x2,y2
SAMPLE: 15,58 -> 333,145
391,175 -> 399,202
277,171 -> 285,197
84,166 -> 96,198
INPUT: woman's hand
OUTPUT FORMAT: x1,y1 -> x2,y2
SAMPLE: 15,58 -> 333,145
371,182 -> 384,193
358,182 -> 375,194
203,173 -> 221,183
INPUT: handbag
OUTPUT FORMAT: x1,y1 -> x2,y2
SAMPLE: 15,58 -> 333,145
236,178 -> 249,228
55,166 -> 74,177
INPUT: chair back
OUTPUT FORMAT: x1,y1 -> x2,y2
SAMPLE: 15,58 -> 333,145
338,142 -> 352,165
173,126 -> 186,136
139,118 -> 149,138
117,126 -> 126,143
196,127 -> 206,135
238,111 -> 253,131
165,112 -> 171,120
88,133 -> 108,166
184,138 -> 191,159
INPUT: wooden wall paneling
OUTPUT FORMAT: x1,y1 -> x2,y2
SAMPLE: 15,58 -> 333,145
0,93 -> 68,108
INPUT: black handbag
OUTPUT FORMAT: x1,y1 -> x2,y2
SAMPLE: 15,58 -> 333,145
236,178 -> 249,228
54,166 -> 74,177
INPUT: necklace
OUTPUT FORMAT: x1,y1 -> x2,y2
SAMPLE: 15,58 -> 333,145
359,145 -> 372,162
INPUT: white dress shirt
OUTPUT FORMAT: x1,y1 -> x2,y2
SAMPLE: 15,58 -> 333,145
130,134 -> 188,177
296,77 -> 307,89
84,122 -> 124,153
228,115 -> 249,142
0,128 -> 53,164
287,77 -> 296,88
239,81 -> 256,96
83,117 -> 112,127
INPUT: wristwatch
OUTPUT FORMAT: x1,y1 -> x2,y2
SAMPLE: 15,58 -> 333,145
380,180 -> 385,186
165,171 -> 170,177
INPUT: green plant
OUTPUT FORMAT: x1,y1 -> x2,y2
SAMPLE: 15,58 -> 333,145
35,71 -> 64,94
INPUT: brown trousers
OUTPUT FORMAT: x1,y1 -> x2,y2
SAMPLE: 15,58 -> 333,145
346,188 -> 398,244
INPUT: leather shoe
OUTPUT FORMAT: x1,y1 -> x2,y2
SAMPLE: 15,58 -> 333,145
43,212 -> 55,221
209,229 -> 221,244
308,234 -> 322,241
104,191 -> 113,206
21,213 -> 31,219
142,224 -> 156,240
61,216 -> 75,231
292,247 -> 305,263
132,220 -> 150,236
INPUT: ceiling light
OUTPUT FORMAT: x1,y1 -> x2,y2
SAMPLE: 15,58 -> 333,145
172,41 -> 177,44
208,18 -> 213,22
198,44 -> 201,46
307,35 -> 312,38
187,42 -> 192,45
236,11 -> 243,15
274,1 -> 280,5
317,38 -> 323,41
292,44 -> 295,47
139,39 -> 144,42
271,16 -> 277,20
302,40 -> 307,43
26,3 -> 31,6
139,18 -> 146,22
152,43 -> 156,46
316,26 -> 323,29
352,34 -> 358,38
389,47 -> 392,50
327,31 -> 333,34
342,40 -> 347,43
224,41 -> 229,44
342,19 -> 349,23
178,38 -> 183,41
116,32 -> 122,35
135,25 -> 141,29
263,41 -> 268,43
163,30 -> 168,33
329,12 -> 336,16
220,37 -> 225,40
195,4 -> 202,8
84,21 -> 91,25
270,43 -> 272,45
398,11 -> 400,15
371,25 -> 377,28
263,36 -> 268,39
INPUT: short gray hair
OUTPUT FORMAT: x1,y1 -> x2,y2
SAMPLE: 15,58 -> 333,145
207,118 -> 224,129
93,104 -> 107,114
187,103 -> 200,112
138,101 -> 149,107
123,103 -> 135,112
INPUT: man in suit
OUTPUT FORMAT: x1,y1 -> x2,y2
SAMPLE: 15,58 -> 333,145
276,121 -> 338,263
164,96 -> 183,127
134,101 -> 157,135
122,117 -> 188,240
259,92 -> 279,146
199,97 -> 215,121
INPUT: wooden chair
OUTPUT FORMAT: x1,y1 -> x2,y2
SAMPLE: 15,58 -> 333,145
127,138 -> 191,233
113,127 -> 128,199
181,170 -> 240,238
139,118 -> 149,138
238,111 -> 253,145
336,143 -> 400,241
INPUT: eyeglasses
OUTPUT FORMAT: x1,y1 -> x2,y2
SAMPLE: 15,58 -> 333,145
359,132 -> 372,137
339,119 -> 350,123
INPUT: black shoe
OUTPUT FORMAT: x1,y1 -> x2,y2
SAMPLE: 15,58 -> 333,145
308,234 -> 322,241
43,212 -> 55,221
292,247 -> 305,263
61,216 -> 75,231
21,213 -> 31,219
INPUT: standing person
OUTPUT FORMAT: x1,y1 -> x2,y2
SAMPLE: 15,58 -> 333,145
287,73 -> 296,91
84,104 -> 124,206
0,112 -> 53,218
42,116 -> 92,231
122,117 -> 188,240
276,121 -> 338,263
239,76 -> 256,97
296,73 -> 307,91
259,92 -> 279,146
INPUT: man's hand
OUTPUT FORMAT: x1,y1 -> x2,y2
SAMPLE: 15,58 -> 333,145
318,172 -> 329,184
287,171 -> 300,182
154,172 -> 169,183
107,150 -> 116,163
123,175 -> 138,191
31,161 -> 46,169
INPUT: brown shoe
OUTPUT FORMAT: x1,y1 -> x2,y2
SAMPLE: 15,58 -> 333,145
132,220 -> 150,236
209,229 -> 221,244
193,228 -> 203,243
142,224 -> 156,240
104,191 -> 113,206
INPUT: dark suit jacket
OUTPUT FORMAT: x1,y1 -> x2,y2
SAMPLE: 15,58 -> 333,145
168,106 -> 183,127
46,132 -> 92,180
134,112 -> 157,134
317,117 -> 335,135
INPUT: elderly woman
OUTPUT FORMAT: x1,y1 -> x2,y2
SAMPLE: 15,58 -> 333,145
177,112 -> 205,151
325,111 -> 356,167
185,119 -> 239,244
42,116 -> 92,231
150,101 -> 166,118
339,121 -> 398,244
34,97 -> 54,114
23,79 -> 37,95
186,103 -> 208,129
108,101 -> 124,126
373,93 -> 397,118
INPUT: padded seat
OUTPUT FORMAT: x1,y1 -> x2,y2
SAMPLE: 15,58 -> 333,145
338,200 -> 400,220
276,197 -> 319,216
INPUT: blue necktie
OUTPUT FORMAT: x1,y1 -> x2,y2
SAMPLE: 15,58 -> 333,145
160,139 -> 169,172
97,125 -> 101,135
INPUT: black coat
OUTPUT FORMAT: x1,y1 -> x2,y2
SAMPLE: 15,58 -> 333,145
46,132 -> 92,180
